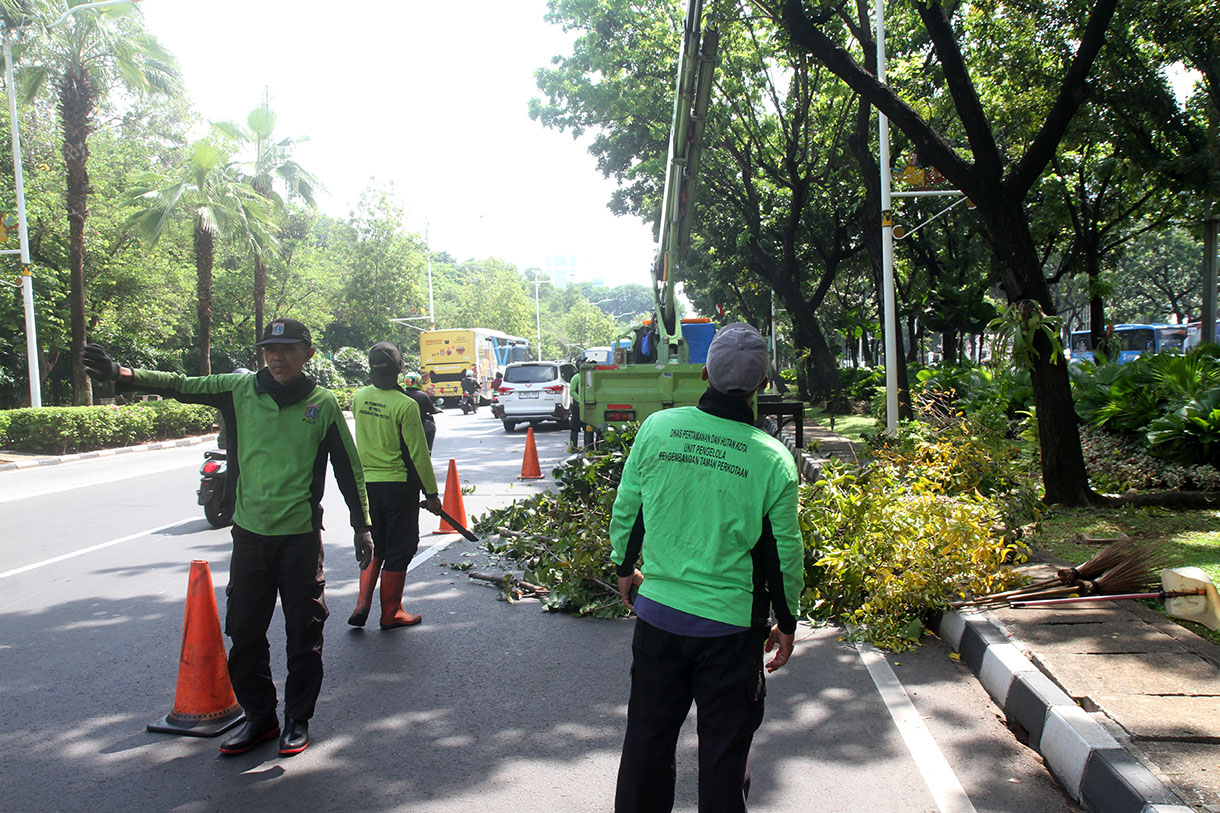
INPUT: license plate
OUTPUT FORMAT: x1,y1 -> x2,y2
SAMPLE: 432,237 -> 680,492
519,391 -> 539,399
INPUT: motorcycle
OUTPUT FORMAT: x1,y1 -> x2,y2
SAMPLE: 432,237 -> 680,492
458,391 -> 479,414
198,449 -> 233,527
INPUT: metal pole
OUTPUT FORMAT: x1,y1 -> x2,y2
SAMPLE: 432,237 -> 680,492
534,271 -> 542,357
1204,204 -> 1218,346
424,220 -> 434,330
5,31 -> 40,407
876,0 -> 897,432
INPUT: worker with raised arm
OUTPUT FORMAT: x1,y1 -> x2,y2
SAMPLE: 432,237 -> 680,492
83,318 -> 372,758
609,322 -> 804,813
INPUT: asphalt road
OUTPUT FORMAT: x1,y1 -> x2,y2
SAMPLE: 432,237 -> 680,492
0,406 -> 1080,811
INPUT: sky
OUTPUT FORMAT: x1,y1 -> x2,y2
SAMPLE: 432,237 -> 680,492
138,0 -> 659,288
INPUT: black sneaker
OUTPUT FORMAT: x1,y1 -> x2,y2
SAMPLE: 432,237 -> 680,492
218,717 -> 280,755
278,716 -> 310,756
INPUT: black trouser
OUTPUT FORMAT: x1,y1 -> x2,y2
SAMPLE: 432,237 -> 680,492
616,619 -> 767,813
367,480 -> 422,571
569,403 -> 581,446
225,526 -> 327,722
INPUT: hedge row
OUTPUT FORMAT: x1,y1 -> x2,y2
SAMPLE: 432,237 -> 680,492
0,401 -> 217,455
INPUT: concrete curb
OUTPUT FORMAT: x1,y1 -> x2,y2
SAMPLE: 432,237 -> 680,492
935,609 -> 1191,813
0,433 -> 217,472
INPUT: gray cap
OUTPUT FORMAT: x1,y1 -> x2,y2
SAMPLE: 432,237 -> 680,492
705,322 -> 769,396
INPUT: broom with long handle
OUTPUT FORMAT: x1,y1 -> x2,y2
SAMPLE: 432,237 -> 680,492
955,538 -> 1138,607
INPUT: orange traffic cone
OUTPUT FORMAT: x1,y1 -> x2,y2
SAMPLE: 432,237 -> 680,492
519,427 -> 545,480
147,560 -> 245,737
433,458 -> 468,534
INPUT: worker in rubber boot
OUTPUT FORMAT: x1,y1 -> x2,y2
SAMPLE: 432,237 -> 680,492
350,342 -> 443,630
83,319 -> 372,759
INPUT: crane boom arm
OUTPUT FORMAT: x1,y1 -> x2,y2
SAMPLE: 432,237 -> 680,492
652,0 -> 718,360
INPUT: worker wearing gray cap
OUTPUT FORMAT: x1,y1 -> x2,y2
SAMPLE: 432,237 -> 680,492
609,322 -> 803,812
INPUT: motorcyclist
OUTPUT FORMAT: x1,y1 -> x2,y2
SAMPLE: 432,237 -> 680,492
459,369 -> 480,412
401,371 -> 441,451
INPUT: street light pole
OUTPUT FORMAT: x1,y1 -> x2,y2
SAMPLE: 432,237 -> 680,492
530,269 -> 548,359
875,0 -> 898,433
3,28 -> 39,407
1,0 -> 139,407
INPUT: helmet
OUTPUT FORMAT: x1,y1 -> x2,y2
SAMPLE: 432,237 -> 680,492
401,371 -> 421,388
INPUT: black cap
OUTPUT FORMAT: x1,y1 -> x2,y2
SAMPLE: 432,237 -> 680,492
256,318 -> 311,346
369,342 -> 403,381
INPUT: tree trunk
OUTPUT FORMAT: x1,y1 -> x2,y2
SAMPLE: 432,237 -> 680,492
943,326 -> 959,365
792,313 -> 840,400
195,225 -> 214,376
60,68 -> 94,406
984,201 -> 1101,505
1087,253 -> 1106,349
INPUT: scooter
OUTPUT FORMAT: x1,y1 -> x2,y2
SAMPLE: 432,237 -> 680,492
458,391 -> 479,414
198,449 -> 232,528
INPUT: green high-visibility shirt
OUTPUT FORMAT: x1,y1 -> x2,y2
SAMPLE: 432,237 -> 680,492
352,385 -> 439,494
610,402 -> 803,632
128,369 -> 371,536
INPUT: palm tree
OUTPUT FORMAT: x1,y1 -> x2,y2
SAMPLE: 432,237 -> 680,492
14,0 -> 179,404
214,100 -> 319,366
125,140 -> 276,375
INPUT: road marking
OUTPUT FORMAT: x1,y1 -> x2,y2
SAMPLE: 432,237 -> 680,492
854,639 -> 978,813
0,517 -> 197,579
408,533 -> 462,572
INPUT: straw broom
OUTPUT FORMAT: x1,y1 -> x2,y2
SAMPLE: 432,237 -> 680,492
955,537 -> 1138,607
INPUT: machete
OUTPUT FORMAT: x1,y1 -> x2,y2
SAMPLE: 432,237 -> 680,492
421,500 -> 479,542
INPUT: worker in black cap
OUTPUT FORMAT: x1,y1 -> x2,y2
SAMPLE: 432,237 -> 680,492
350,342 -> 443,629
83,318 -> 372,758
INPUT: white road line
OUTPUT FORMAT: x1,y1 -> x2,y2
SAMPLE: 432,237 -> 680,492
0,517 -> 198,579
854,639 -> 978,813
408,533 -> 462,572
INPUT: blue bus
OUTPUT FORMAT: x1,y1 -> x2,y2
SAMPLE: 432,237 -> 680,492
1068,324 -> 1187,364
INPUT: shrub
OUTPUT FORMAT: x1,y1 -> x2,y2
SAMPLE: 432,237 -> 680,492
1080,426 -> 1220,492
0,410 -> 9,447
305,354 -> 341,388
332,346 -> 369,387
802,458 -> 1026,650
0,402 -> 215,454
331,387 -> 357,412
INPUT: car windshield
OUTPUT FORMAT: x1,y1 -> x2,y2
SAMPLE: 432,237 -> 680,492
505,364 -> 558,384
1117,328 -> 1155,352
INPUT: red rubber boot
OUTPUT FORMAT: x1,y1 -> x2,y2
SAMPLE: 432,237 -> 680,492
379,569 -> 422,630
347,556 -> 382,627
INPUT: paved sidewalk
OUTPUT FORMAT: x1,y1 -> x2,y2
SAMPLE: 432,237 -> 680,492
772,415 -> 1219,813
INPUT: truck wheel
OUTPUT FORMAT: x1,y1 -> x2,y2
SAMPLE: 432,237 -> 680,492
204,491 -> 233,528
503,420 -> 517,432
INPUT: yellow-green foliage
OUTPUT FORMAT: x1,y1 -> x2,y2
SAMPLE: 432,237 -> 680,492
801,459 -> 1026,651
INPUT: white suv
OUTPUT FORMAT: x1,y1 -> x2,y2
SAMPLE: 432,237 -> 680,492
497,361 -> 573,432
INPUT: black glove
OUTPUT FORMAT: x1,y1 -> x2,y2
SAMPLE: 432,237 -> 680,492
354,528 -> 374,570
82,343 -> 121,382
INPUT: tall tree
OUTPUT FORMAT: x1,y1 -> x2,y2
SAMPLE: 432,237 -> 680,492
764,0 -> 1121,505
14,0 -> 178,403
125,140 -> 276,374
215,100 -> 318,365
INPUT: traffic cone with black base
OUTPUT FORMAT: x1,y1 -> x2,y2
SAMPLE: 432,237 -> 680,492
379,569 -> 422,629
347,556 -> 382,627
432,458 -> 467,534
147,560 -> 245,737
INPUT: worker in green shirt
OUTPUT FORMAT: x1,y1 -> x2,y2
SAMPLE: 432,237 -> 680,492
349,342 -> 443,630
609,323 -> 803,812
84,318 -> 372,759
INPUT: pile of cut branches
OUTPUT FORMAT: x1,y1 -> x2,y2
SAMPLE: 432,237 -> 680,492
472,428 -> 636,618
